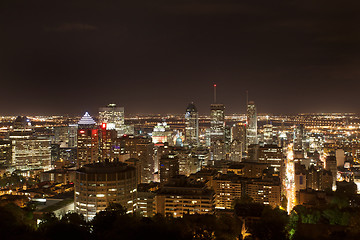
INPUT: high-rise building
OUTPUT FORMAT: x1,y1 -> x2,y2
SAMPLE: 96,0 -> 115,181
9,116 -> 51,172
184,102 -> 199,147
209,84 -> 225,160
99,103 -> 130,137
77,112 -> 99,168
0,140 -> 11,167
210,102 -> 225,160
119,135 -> 154,183
246,101 -> 257,147
293,124 -> 304,151
263,124 -> 274,145
99,123 -> 118,160
159,153 -> 179,184
210,104 -> 225,144
74,161 -> 137,220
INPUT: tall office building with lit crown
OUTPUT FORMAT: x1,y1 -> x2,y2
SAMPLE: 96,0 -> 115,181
99,103 -> 126,137
246,101 -> 258,148
184,102 -> 199,147
77,112 -> 99,168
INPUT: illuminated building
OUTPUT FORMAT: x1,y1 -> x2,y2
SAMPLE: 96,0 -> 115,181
99,103 -> 124,136
11,138 -> 51,172
99,123 -> 118,160
159,153 -> 179,184
154,176 -> 214,217
210,97 -> 225,160
212,171 -> 281,209
245,179 -> 281,207
230,123 -> 246,161
306,165 -> 333,191
152,122 -> 173,145
232,123 -> 246,144
10,116 -> 51,172
77,112 -> 99,168
136,184 -> 156,217
54,125 -> 78,148
74,161 -> 137,221
229,139 -> 242,162
246,101 -> 257,147
209,82 -> 225,160
0,140 -> 11,167
263,124 -> 274,145
258,144 -> 284,171
293,124 -> 304,151
119,135 -> 154,183
213,174 -> 242,209
177,149 -> 201,176
184,102 -> 199,147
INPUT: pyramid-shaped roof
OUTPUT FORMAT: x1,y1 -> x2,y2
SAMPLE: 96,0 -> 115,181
78,112 -> 96,125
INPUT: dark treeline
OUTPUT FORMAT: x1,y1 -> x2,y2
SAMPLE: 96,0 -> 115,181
2,198 -> 360,240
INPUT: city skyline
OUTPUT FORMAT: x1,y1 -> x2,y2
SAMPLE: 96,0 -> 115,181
1,0 -> 359,115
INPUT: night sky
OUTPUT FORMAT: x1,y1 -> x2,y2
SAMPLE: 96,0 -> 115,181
0,0 -> 359,116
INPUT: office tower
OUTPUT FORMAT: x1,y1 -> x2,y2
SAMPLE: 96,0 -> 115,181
229,139 -> 242,162
99,123 -> 118,160
99,103 -> 126,137
210,85 -> 225,160
231,123 -> 246,155
74,161 -> 137,220
77,112 -> 99,168
246,101 -> 257,147
119,135 -> 154,183
10,116 -> 51,172
184,102 -> 199,147
159,153 -> 179,184
263,124 -> 273,145
293,124 -> 304,151
210,104 -> 225,144
54,125 -> 78,148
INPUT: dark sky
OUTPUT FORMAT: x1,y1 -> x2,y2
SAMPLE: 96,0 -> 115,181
0,0 -> 359,116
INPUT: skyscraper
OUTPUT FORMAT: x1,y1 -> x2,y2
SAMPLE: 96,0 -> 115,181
10,116 -> 51,172
293,124 -> 304,151
210,85 -> 225,160
246,101 -> 257,147
77,112 -> 99,168
99,103 -> 126,137
184,102 -> 199,147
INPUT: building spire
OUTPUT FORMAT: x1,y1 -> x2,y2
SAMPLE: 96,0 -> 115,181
213,84 -> 217,103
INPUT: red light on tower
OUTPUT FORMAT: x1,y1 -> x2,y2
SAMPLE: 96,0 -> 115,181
101,123 -> 107,129
79,130 -> 85,134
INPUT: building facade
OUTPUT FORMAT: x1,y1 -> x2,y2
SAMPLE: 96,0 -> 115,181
74,161 -> 137,220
